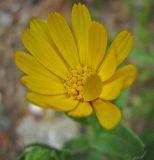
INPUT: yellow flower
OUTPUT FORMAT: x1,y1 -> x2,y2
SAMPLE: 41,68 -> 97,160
14,3 -> 137,129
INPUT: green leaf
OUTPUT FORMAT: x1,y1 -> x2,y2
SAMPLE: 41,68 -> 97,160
90,123 -> 145,159
77,149 -> 102,160
17,143 -> 64,160
63,136 -> 102,160
63,136 -> 89,159
63,120 -> 145,159
142,133 -> 154,160
25,147 -> 52,160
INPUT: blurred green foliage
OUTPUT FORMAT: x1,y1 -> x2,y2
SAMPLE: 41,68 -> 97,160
126,0 -> 154,159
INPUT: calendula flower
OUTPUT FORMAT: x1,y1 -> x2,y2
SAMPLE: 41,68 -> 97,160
15,3 -> 136,129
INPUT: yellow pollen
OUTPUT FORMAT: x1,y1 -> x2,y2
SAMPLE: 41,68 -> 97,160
64,65 -> 93,101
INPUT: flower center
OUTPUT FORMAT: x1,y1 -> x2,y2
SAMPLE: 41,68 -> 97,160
64,65 -> 94,101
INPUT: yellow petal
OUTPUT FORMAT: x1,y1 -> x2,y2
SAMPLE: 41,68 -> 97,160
109,30 -> 133,65
26,92 -> 79,111
14,51 -> 60,81
98,47 -> 117,82
68,102 -> 92,117
93,100 -> 122,129
21,76 -> 65,95
88,21 -> 107,70
112,64 -> 137,88
29,18 -> 52,44
21,29 -> 68,79
100,79 -> 123,100
83,74 -> 102,101
47,12 -> 79,68
72,3 -> 91,65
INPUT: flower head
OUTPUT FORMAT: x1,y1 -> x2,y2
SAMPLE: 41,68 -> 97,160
15,3 -> 137,129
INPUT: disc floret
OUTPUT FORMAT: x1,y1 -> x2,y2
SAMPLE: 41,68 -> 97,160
64,65 -> 94,101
